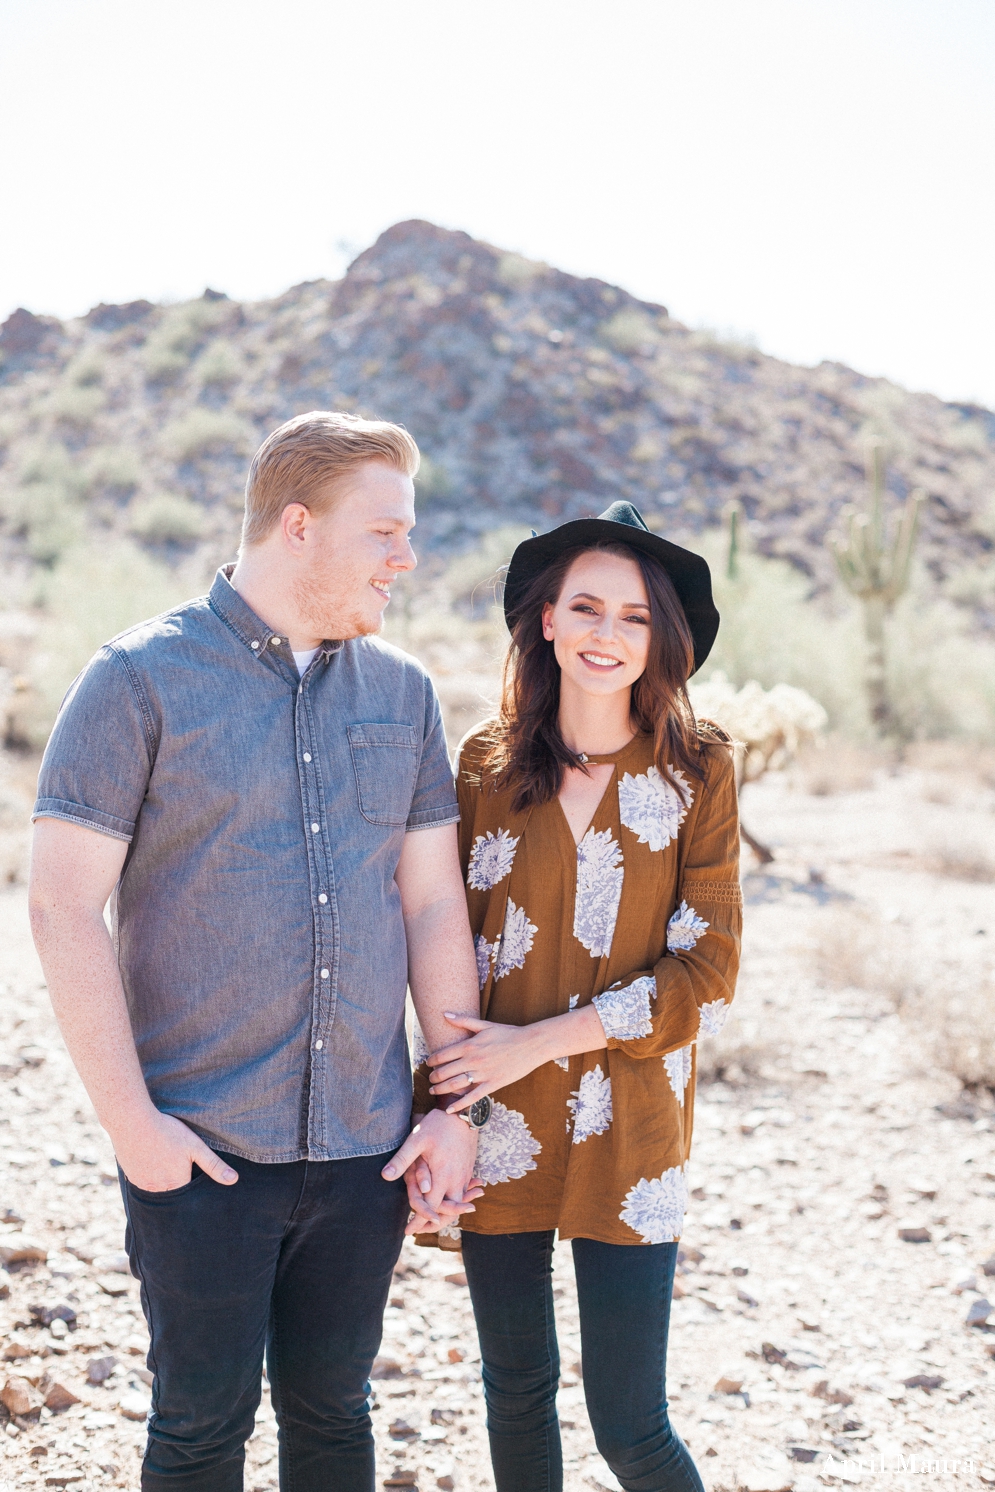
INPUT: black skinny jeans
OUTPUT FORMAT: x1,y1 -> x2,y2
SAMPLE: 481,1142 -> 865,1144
120,1150 -> 408,1492
461,1230 -> 704,1492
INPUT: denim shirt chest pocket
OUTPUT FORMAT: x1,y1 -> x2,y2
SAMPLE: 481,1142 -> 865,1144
347,723 -> 419,827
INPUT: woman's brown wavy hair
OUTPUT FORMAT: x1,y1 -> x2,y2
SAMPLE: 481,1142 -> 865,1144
480,541 -> 708,812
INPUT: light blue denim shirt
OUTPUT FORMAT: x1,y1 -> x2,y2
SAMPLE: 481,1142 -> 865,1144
33,567 -> 459,1163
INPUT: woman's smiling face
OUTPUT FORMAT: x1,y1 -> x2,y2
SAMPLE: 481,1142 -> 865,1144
541,549 -> 651,698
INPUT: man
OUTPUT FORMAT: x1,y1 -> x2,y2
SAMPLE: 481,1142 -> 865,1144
28,411 -> 483,1492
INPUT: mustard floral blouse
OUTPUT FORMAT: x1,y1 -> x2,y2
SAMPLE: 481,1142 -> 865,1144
415,725 -> 742,1248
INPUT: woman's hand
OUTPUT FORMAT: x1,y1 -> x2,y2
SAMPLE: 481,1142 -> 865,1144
428,1014 -> 553,1112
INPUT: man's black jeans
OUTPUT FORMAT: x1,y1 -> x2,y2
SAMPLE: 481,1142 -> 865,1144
120,1150 -> 408,1492
461,1230 -> 704,1492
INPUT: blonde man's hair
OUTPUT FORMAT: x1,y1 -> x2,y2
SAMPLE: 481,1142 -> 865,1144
241,410 -> 420,547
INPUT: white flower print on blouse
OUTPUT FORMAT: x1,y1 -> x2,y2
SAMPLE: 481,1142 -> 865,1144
618,765 -> 693,853
474,1100 -> 542,1185
567,1065 -> 613,1143
666,901 -> 709,953
698,999 -> 730,1037
664,1044 -> 693,1104
593,975 -> 656,1041
493,900 -> 538,981
466,829 -> 520,892
619,1165 -> 689,1243
474,935 -> 497,991
573,827 -> 624,957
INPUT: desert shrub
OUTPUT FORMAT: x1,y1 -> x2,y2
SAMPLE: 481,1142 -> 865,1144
16,443 -> 89,498
19,484 -> 85,563
803,903 -> 995,1091
142,298 -> 231,382
414,454 -> 453,506
928,841 -> 995,884
901,961 -> 995,1090
496,254 -> 547,290
885,586 -> 995,741
85,445 -> 142,498
600,307 -> 659,355
686,533 -> 995,743
195,340 -> 242,388
905,740 -> 995,790
49,381 -> 106,428
805,904 -> 912,1002
128,494 -> 205,545
687,536 -> 867,732
162,409 -> 253,463
1,446 -> 88,563
442,525 -> 531,613
22,539 -> 201,744
64,349 -> 106,387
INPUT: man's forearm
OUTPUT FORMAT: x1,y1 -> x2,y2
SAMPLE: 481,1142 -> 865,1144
403,892 -> 480,1052
30,902 -> 158,1140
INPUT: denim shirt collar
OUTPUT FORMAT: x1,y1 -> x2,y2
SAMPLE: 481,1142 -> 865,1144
209,565 -> 343,671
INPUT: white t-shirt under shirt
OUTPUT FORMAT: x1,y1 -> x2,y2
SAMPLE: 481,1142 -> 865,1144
292,648 -> 319,676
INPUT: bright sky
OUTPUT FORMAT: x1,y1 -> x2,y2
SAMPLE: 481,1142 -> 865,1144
2,0 -> 993,407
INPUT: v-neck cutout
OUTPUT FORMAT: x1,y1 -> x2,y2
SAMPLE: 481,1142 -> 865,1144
555,762 -> 616,848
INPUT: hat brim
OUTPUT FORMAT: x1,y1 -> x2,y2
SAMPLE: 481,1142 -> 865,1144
503,518 -> 719,675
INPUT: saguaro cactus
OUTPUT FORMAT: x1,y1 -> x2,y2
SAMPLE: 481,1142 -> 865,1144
828,446 -> 925,736
725,500 -> 741,580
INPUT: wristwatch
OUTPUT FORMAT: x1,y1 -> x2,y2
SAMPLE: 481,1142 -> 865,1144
454,1096 -> 492,1130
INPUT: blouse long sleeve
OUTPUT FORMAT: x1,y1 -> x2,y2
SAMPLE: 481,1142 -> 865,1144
593,742 -> 742,1060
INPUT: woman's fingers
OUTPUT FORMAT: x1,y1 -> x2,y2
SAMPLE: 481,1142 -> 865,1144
414,1157 -> 432,1195
426,1044 -> 472,1070
444,1082 -> 493,1114
443,1014 -> 490,1033
430,1075 -> 475,1095
430,1055 -> 484,1084
406,1212 -> 441,1236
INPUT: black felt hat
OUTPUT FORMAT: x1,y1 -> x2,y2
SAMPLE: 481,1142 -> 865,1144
503,501 -> 719,675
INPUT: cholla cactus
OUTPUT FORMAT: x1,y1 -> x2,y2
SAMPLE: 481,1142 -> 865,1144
690,673 -> 827,784
828,446 -> 925,736
689,672 -> 828,862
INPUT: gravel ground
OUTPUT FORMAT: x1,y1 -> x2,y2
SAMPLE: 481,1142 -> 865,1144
2,763 -> 994,1492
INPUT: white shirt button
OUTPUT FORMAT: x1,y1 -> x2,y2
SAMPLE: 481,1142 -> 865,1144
315,1039 -> 323,1050
311,823 -> 319,833
303,753 -> 312,762
320,968 -> 329,979
271,636 -> 282,646
318,893 -> 327,904
250,640 -> 260,650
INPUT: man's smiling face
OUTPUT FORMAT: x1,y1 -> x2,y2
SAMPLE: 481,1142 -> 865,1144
293,460 -> 417,640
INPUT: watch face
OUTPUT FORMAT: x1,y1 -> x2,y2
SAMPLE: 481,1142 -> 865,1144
468,1096 -> 493,1129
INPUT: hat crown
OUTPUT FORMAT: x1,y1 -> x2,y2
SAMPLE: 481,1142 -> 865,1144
596,501 -> 650,534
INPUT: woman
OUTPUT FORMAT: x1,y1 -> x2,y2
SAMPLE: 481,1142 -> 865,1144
414,502 -> 742,1492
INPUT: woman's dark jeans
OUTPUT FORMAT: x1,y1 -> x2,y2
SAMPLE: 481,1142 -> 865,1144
461,1230 -> 704,1492
120,1150 -> 408,1492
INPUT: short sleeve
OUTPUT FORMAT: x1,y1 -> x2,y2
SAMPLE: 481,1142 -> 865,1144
405,675 -> 459,831
32,646 -> 156,843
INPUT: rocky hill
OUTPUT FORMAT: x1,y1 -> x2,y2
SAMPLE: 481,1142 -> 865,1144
1,219 -> 993,616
